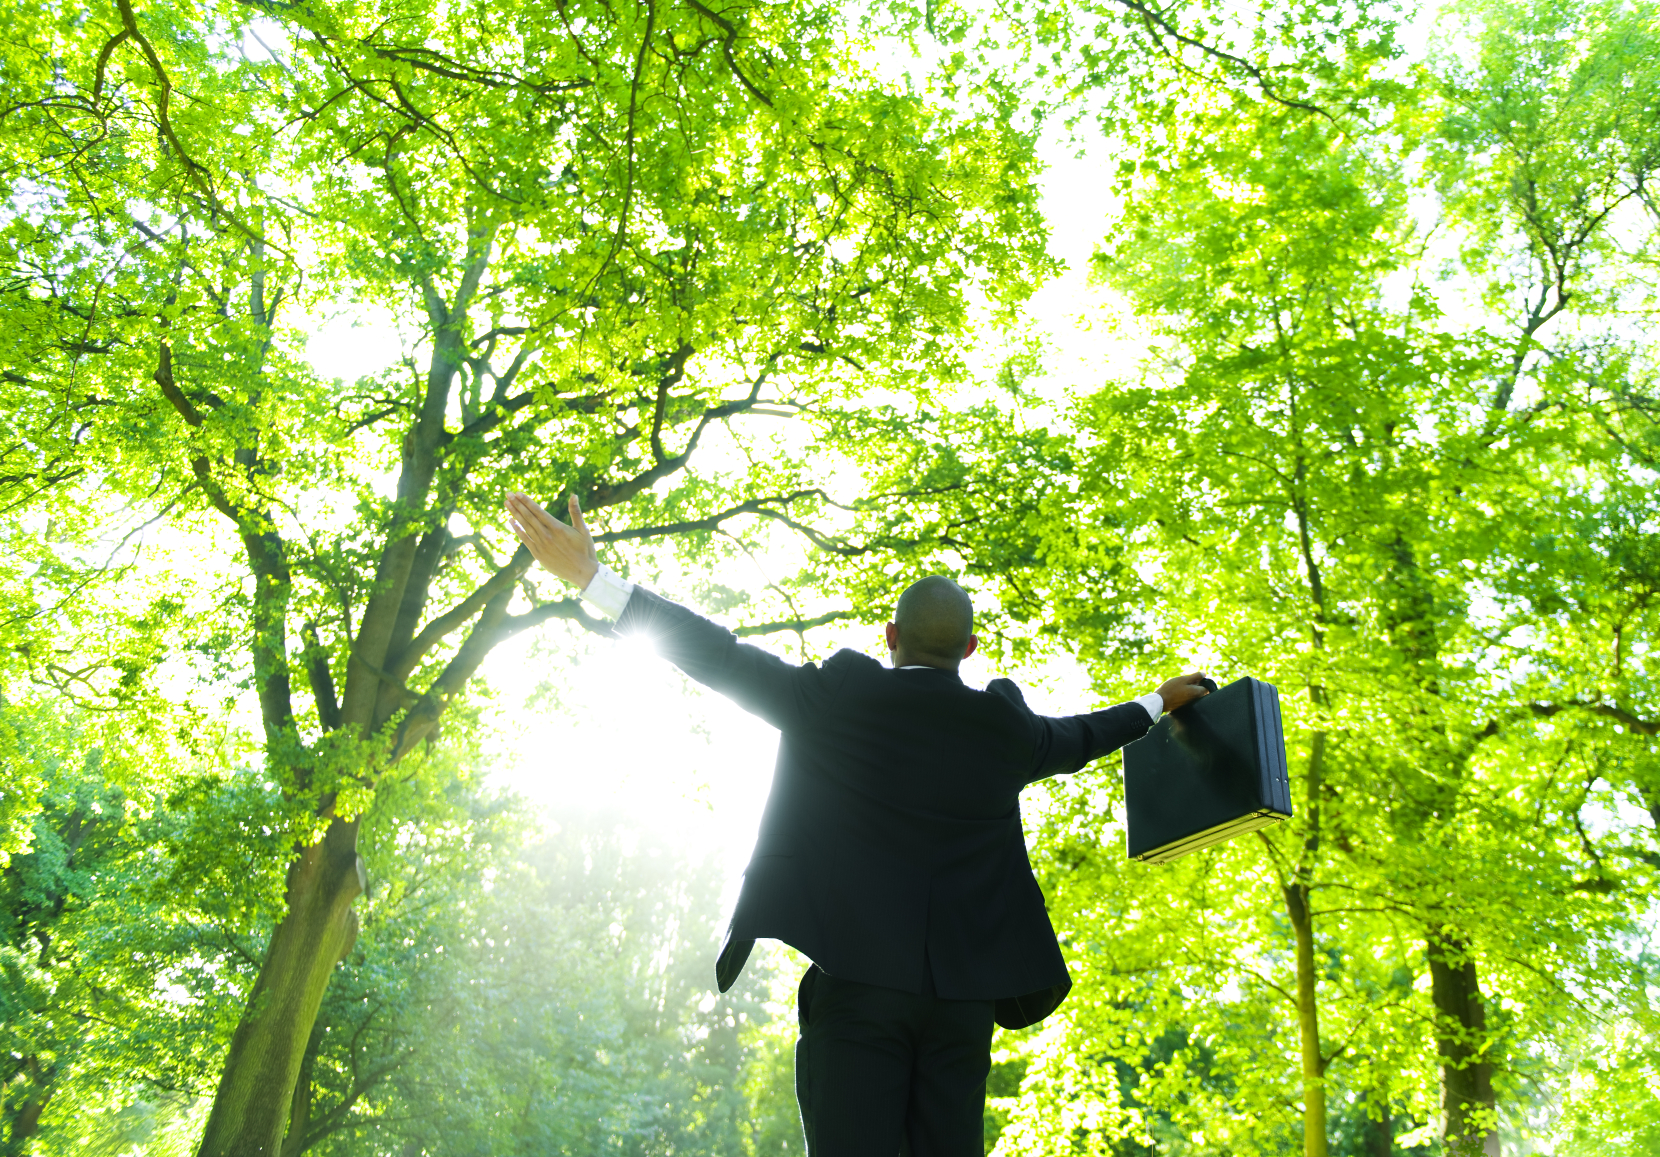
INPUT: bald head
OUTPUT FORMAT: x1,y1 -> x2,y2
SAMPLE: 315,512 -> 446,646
891,576 -> 975,667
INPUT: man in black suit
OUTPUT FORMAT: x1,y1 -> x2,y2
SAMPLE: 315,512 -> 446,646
506,492 -> 1209,1157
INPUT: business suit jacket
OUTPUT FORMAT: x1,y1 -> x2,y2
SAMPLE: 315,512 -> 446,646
616,588 -> 1153,1029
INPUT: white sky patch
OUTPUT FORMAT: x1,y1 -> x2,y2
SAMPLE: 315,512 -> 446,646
301,303 -> 409,386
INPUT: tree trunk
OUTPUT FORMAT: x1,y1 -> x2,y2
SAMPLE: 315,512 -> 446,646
1,1057 -> 57,1157
279,1027 -> 321,1157
1284,879 -> 1327,1157
195,818 -> 364,1157
1360,1104 -> 1392,1157
1279,727 -> 1328,1157
1427,931 -> 1498,1157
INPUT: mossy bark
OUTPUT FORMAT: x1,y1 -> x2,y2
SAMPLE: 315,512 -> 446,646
194,819 -> 364,1157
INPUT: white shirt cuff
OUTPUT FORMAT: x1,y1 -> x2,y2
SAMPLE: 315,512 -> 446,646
1134,692 -> 1165,724
579,562 -> 635,621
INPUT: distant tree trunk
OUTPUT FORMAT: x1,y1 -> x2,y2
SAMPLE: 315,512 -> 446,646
1285,483 -> 1332,1157
1376,534 -> 1501,1157
1360,1103 -> 1392,1157
1281,728 -> 1328,1157
1285,879 -> 1327,1157
1427,932 -> 1498,1157
195,819 -> 364,1156
1,1057 -> 57,1157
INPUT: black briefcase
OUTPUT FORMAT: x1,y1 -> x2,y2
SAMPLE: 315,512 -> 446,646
1122,676 -> 1292,862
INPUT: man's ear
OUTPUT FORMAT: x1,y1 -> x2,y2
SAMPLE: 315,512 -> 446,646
884,622 -> 900,651
963,634 -> 978,660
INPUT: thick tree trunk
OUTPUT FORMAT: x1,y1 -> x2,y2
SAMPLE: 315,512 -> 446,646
1427,932 -> 1499,1157
195,818 -> 364,1157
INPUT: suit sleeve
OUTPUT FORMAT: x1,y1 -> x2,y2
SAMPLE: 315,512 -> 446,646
985,677 -> 1156,783
1027,702 -> 1155,783
612,587 -> 845,731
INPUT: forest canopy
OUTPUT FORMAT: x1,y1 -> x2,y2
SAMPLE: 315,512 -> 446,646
1,0 -> 1656,1154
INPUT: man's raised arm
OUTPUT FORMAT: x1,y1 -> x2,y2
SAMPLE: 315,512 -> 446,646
504,491 -> 840,730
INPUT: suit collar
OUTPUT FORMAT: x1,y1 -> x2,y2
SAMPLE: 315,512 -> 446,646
894,665 -> 964,684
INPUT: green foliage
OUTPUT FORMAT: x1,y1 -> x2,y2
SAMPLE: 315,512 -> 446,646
3,0 -> 1658,1150
0,714 -> 248,1157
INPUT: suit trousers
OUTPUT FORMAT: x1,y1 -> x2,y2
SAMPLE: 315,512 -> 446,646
795,965 -> 995,1157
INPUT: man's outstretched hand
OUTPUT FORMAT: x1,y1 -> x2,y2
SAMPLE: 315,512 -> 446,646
1156,672 -> 1211,712
505,492 -> 599,590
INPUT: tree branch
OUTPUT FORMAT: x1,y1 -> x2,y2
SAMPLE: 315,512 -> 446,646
732,610 -> 856,636
384,546 -> 534,700
1106,0 -> 1335,122
112,0 -> 284,252
302,620 -> 342,732
1531,700 -> 1657,736
682,0 -> 774,107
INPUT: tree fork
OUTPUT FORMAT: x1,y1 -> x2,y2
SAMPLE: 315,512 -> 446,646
195,818 -> 365,1157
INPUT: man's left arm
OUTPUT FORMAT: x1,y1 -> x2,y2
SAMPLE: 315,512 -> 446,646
1022,674 -> 1211,782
